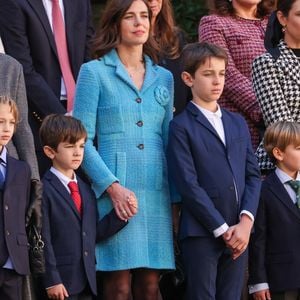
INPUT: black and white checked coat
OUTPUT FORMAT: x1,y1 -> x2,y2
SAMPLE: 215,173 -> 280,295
252,40 -> 300,170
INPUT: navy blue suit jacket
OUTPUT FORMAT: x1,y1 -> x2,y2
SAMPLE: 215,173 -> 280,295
41,171 -> 127,296
167,102 -> 261,240
249,171 -> 300,292
2,155 -> 31,275
0,0 -> 94,155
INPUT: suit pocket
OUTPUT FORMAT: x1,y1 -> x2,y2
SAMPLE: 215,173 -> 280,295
97,105 -> 124,134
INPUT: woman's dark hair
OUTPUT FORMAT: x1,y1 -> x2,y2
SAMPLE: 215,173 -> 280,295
92,0 -> 159,63
264,0 -> 296,54
207,0 -> 275,18
151,0 -> 181,59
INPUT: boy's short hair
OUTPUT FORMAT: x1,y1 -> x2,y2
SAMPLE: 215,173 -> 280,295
182,42 -> 228,77
264,121 -> 300,163
0,95 -> 19,125
39,114 -> 87,150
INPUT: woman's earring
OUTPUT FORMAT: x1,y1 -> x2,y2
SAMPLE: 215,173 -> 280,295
282,25 -> 286,33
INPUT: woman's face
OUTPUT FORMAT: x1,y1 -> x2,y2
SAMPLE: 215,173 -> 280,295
120,0 -> 150,47
148,0 -> 163,19
277,0 -> 300,47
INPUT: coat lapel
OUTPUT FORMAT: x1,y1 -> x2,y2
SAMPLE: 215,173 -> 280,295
266,172 -> 300,220
27,0 -> 58,57
44,171 -> 81,220
221,109 -> 233,149
276,40 -> 300,86
186,102 -> 226,147
3,156 -> 19,197
104,50 -> 158,94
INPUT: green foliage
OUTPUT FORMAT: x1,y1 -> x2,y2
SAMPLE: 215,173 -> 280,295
173,0 -> 208,42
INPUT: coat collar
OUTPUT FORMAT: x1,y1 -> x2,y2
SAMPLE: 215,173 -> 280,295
275,39 -> 300,86
265,171 -> 300,220
44,170 -> 84,220
102,49 -> 158,94
186,102 -> 231,148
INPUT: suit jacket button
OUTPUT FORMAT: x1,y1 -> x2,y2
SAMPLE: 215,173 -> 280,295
136,121 -> 143,127
83,232 -> 86,236
4,204 -> 8,210
6,230 -> 10,236
137,144 -> 144,150
136,98 -> 142,103
229,186 -> 234,190
84,251 -> 88,256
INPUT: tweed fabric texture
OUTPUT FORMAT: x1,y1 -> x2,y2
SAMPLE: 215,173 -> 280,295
252,40 -> 300,170
199,14 -> 268,149
73,49 -> 175,271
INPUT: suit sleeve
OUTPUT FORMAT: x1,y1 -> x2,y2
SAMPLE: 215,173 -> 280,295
199,15 -> 261,124
0,0 -> 65,118
96,210 -> 127,242
167,121 -> 226,233
41,190 -> 63,288
248,191 -> 268,285
11,62 -> 40,180
239,117 -> 261,216
252,54 -> 294,126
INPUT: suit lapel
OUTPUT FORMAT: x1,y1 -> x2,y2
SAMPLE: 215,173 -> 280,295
45,171 -> 81,220
27,0 -> 58,57
3,156 -> 19,197
267,172 -> 300,220
187,102 -> 226,147
221,109 -> 233,149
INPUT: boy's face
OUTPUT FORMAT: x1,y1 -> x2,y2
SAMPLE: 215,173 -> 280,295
182,57 -> 225,111
44,138 -> 85,179
275,144 -> 300,178
0,103 -> 15,150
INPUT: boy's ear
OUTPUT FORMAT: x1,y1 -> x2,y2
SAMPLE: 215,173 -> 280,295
181,71 -> 194,87
43,145 -> 56,159
272,147 -> 284,161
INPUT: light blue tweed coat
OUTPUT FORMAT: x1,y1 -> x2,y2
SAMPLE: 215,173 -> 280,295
73,49 -> 175,271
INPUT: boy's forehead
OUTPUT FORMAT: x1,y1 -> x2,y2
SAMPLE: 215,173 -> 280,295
201,56 -> 226,68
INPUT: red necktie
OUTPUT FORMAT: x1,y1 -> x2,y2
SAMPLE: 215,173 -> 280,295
51,0 -> 75,112
68,181 -> 82,215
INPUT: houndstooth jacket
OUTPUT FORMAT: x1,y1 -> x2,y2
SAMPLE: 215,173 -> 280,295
252,40 -> 300,170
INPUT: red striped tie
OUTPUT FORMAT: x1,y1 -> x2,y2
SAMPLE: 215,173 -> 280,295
68,181 -> 82,215
52,0 -> 75,112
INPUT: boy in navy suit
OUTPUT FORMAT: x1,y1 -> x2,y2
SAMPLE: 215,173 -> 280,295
0,96 -> 31,300
39,114 -> 135,300
167,42 -> 261,300
249,121 -> 300,300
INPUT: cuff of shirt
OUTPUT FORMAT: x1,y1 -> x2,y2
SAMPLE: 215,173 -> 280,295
240,210 -> 254,222
249,283 -> 269,294
213,223 -> 229,238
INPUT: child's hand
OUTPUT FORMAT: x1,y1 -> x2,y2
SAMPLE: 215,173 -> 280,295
223,215 -> 253,259
46,283 -> 69,300
253,289 -> 271,300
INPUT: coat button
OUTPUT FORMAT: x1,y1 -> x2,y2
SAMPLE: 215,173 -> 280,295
229,186 -> 234,191
84,251 -> 88,256
136,121 -> 143,127
137,144 -> 144,150
4,204 -> 8,210
136,98 -> 142,103
83,232 -> 86,236
6,230 -> 10,236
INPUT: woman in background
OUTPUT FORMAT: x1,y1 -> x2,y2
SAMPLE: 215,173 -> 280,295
252,0 -> 300,172
199,0 -> 274,149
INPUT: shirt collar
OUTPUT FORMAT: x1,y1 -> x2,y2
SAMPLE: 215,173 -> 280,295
0,147 -> 7,165
275,167 -> 300,184
191,101 -> 222,118
50,166 -> 77,185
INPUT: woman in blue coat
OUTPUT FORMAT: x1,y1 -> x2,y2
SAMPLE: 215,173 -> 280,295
73,0 -> 175,299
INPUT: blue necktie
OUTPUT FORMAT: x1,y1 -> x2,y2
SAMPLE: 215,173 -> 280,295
287,180 -> 300,208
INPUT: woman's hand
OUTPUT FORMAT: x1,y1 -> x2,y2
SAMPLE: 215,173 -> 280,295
106,182 -> 138,220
